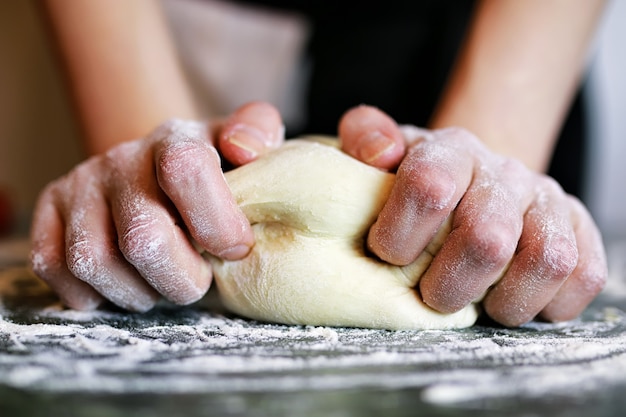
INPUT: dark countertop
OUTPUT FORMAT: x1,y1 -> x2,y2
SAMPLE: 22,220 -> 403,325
1,238 -> 626,417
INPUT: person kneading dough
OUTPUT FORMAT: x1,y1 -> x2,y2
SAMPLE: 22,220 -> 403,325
206,138 -> 479,330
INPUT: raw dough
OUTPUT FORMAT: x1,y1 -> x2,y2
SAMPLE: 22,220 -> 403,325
207,137 -> 479,330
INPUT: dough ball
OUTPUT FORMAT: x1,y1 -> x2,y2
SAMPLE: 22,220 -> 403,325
207,137 -> 479,330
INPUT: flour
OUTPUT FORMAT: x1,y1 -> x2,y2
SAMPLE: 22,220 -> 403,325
3,231 -> 626,411
2,266 -> 626,405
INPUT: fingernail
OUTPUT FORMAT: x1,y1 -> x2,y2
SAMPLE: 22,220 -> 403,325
357,131 -> 396,163
219,244 -> 252,261
225,124 -> 271,159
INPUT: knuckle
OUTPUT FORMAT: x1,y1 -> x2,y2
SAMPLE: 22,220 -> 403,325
71,156 -> 101,178
499,156 -> 528,178
566,194 -> 587,213
437,126 -> 480,146
151,118 -> 207,143
157,141 -> 218,185
537,175 -> 566,198
461,223 -> 517,267
398,163 -> 457,211
156,118 -> 183,135
39,178 -> 63,199
30,246 -> 63,280
580,266 -> 608,297
66,237 -> 101,281
118,216 -> 164,267
102,140 -> 144,174
539,238 -> 579,279
42,163 -> 94,204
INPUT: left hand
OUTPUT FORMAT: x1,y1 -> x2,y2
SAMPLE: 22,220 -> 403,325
338,105 -> 607,327
29,102 -> 284,312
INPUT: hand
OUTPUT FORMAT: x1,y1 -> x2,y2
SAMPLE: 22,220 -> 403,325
30,102 -> 284,312
339,105 -> 607,327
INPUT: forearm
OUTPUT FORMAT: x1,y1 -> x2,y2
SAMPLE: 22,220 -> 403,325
430,0 -> 606,172
41,0 -> 197,156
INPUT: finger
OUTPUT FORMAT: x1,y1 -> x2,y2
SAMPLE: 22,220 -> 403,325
398,125 -> 438,146
420,156 -> 528,314
338,105 -> 406,170
483,179 -> 578,327
30,183 -> 104,310
62,164 -> 160,312
153,120 -> 254,259
540,196 -> 607,322
217,101 -> 285,165
106,140 -> 212,305
367,128 -> 474,265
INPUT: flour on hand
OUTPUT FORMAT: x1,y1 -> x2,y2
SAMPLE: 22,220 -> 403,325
207,138 -> 479,330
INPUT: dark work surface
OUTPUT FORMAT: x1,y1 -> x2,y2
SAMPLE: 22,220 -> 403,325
1,239 -> 626,417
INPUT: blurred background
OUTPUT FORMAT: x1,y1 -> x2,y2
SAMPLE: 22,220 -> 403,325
0,0 -> 625,239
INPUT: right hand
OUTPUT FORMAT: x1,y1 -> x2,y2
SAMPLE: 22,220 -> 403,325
30,101 -> 284,312
339,105 -> 607,327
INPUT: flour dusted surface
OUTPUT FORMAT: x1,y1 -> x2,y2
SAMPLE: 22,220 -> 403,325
2,267 -> 626,408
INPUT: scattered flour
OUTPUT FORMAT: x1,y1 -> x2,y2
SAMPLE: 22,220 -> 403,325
2,266 -> 626,405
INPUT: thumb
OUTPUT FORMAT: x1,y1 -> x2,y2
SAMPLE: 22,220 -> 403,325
338,105 -> 405,171
217,101 -> 285,166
